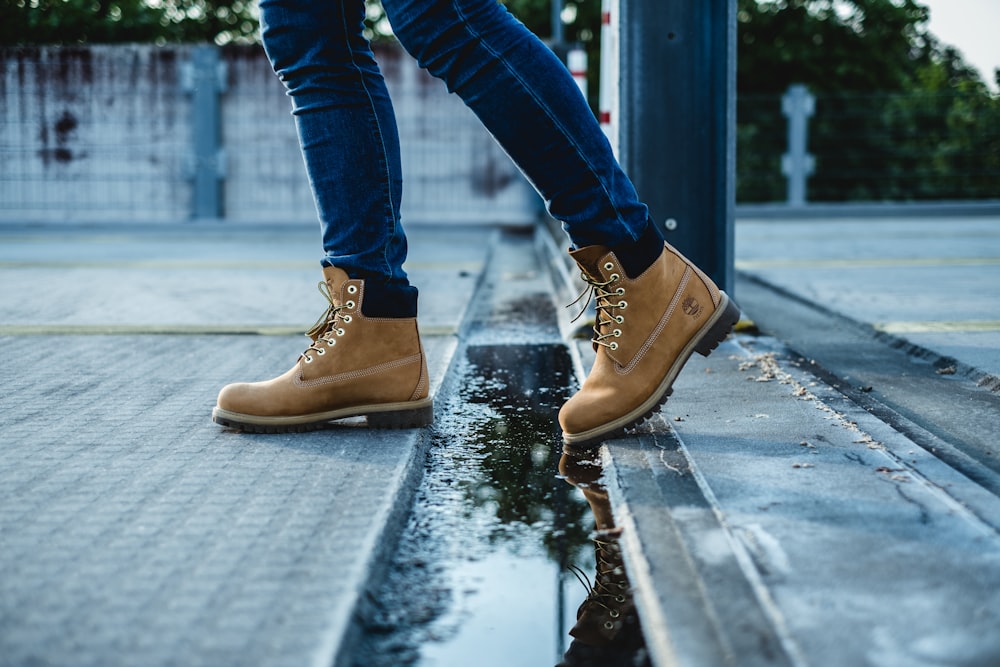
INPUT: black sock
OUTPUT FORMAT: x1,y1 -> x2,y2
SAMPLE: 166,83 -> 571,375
359,280 -> 419,318
611,222 -> 665,279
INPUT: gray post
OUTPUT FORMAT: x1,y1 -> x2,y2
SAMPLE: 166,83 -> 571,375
781,84 -> 815,207
551,0 -> 564,45
617,0 -> 736,295
186,45 -> 226,220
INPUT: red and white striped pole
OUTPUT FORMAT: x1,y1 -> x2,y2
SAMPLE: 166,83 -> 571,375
567,46 -> 588,100
598,0 -> 619,157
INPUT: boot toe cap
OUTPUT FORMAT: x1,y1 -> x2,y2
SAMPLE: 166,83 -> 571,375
216,382 -> 255,413
559,389 -> 619,437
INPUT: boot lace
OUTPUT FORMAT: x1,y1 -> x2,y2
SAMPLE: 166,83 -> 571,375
568,536 -> 631,630
568,262 -> 628,351
301,280 -> 357,364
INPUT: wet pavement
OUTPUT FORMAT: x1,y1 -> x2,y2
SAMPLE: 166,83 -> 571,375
347,233 -> 650,667
1,216 -> 999,666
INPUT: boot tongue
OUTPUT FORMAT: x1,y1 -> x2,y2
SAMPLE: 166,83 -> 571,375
321,266 -> 351,304
305,266 -> 353,341
569,245 -> 612,281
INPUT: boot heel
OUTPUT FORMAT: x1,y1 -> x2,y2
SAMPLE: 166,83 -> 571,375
366,403 -> 434,429
694,294 -> 741,357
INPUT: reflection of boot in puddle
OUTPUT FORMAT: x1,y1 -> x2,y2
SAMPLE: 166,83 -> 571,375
558,455 -> 650,667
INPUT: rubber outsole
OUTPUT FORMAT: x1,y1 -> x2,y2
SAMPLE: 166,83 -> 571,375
211,400 -> 434,434
562,293 -> 741,453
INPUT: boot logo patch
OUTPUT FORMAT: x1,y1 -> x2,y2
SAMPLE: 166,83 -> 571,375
682,296 -> 703,319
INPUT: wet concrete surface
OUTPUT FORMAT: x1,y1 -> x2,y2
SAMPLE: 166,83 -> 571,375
3,218 -> 1000,667
347,230 -> 652,666
348,345 -> 595,666
0,222 -> 490,667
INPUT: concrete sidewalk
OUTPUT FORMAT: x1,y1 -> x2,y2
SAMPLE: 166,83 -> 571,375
0,222 -> 490,667
735,216 -> 1000,383
575,216 -> 1000,667
1,217 -> 999,667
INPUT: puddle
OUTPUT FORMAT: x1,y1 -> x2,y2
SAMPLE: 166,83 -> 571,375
351,344 -> 650,666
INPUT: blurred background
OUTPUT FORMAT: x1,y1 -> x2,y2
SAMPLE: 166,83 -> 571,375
1,0 -> 997,223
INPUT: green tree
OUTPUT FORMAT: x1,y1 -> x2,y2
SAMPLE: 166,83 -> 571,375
737,0 -> 934,94
874,49 -> 1000,200
0,0 -> 258,45
4,0 -> 995,200
735,0 -> 998,202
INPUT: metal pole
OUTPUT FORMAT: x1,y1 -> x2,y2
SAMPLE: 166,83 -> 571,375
551,0 -> 564,46
598,0 -> 619,156
782,84 -> 816,207
188,45 -> 225,220
617,0 -> 736,295
567,46 -> 588,99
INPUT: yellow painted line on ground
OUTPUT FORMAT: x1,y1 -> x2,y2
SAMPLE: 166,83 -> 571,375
0,260 -> 316,270
875,320 -> 1000,334
0,323 -> 457,336
0,259 -> 485,271
736,257 -> 1000,270
0,324 -> 307,336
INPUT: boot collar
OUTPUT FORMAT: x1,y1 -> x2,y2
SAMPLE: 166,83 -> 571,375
569,245 -> 615,282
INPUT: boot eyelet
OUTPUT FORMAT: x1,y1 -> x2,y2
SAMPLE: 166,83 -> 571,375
316,348 -> 326,356
342,315 -> 353,323
336,328 -> 346,336
604,262 -> 614,271
616,595 -> 626,603
610,610 -> 620,618
618,301 -> 628,309
615,315 -> 624,324
347,285 -> 358,294
303,355 -> 313,363
604,621 -> 615,630
345,300 -> 356,309
609,342 -> 619,351
609,273 -> 620,282
615,287 -> 625,295
326,339 -> 336,347
613,329 -> 622,337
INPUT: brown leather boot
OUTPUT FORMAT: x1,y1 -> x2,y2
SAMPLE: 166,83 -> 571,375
558,454 -> 643,655
559,242 -> 739,450
212,267 -> 432,432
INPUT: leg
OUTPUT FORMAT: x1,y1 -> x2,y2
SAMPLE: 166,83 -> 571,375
259,0 -> 415,315
213,0 -> 431,432
381,0 -> 651,251
381,0 -> 740,448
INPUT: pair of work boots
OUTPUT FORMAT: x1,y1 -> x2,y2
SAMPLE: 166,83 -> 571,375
213,240 -> 740,450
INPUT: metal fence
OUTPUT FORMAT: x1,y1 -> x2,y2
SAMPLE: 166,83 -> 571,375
0,44 -> 539,224
3,45 -> 998,224
0,46 -> 191,222
739,86 -> 1000,205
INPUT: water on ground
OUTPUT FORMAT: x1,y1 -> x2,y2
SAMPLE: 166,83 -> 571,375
351,344 -> 650,667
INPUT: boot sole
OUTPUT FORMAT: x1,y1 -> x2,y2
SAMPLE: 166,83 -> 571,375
212,397 -> 434,434
562,293 -> 741,453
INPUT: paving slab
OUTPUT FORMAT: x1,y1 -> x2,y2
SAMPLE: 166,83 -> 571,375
544,216 -> 1000,667
5,215 -> 1000,667
0,222 -> 492,667
735,216 -> 1000,382
0,223 -> 487,335
595,338 -> 1000,667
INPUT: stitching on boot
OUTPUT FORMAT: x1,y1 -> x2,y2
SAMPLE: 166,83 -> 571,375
688,261 -> 721,307
409,355 -> 429,401
294,353 -> 423,388
351,280 -> 364,311
664,243 -> 721,307
614,268 -> 692,376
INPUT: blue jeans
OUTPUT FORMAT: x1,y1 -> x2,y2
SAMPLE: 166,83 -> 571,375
259,0 -> 650,310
